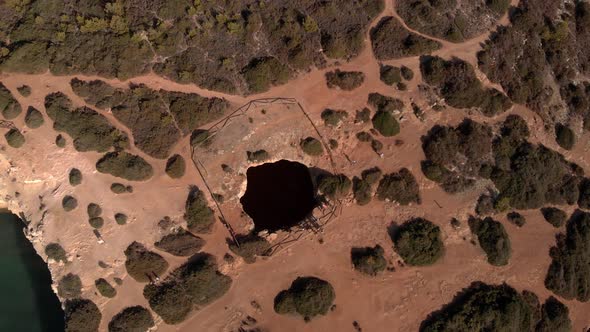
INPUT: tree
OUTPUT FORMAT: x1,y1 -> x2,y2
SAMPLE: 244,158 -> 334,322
393,218 -> 444,266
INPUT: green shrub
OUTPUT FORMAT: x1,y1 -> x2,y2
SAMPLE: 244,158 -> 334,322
110,183 -> 132,194
62,195 -> 78,212
420,282 -> 535,332
351,245 -> 387,275
536,296 -> 572,332
155,229 -> 205,257
541,207 -> 567,228
468,217 -> 511,266
114,213 -> 128,225
368,92 -> 404,113
108,306 -> 154,332
144,253 -> 231,324
300,137 -> 324,156
274,276 -> 335,320
17,85 -> 31,97
370,16 -> 441,60
95,278 -> 116,298
361,167 -> 382,185
184,186 -> 215,233
376,168 -> 421,205
124,242 -> 169,283
317,173 -> 352,200
88,217 -> 104,229
64,298 -> 101,332
321,109 -> 348,127
325,69 -> 365,91
475,195 -> 495,216
68,169 -> 82,186
372,110 -> 400,136
352,177 -> 372,205
228,233 -> 271,264
356,131 -> 372,142
87,203 -> 102,218
24,106 -> 43,128
165,154 -> 186,179
96,151 -> 153,181
401,66 -> 414,80
354,108 -> 371,123
393,218 -> 444,266
4,128 -> 25,148
0,83 -> 22,120
45,243 -> 67,263
247,150 -> 270,163
555,124 -> 575,150
242,57 -> 291,93
58,273 -> 82,298
56,135 -> 66,148
379,65 -> 402,85
507,212 -> 526,227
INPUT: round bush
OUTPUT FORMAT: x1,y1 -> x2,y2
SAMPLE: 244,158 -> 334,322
165,154 -> 186,179
372,111 -> 399,136
351,245 -> 387,275
380,65 -> 402,85
69,168 -> 82,186
88,217 -> 104,229
56,134 -> 66,148
45,243 -> 67,263
96,151 -> 153,181
300,137 -> 324,156
62,195 -> 78,212
507,212 -> 526,227
228,233 -> 271,263
24,106 -> 44,128
124,242 -> 169,282
541,207 -> 567,228
64,298 -> 101,332
95,278 -> 116,298
115,213 -> 128,225
87,203 -> 102,218
401,66 -> 414,80
58,273 -> 82,298
393,218 -> 444,266
110,183 -> 128,194
555,124 -> 575,150
5,128 -> 25,148
154,229 -> 205,256
274,276 -> 335,320
2,101 -> 21,119
17,85 -> 31,97
108,306 -> 154,332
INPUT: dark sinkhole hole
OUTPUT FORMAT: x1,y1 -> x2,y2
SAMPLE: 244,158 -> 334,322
240,160 -> 316,232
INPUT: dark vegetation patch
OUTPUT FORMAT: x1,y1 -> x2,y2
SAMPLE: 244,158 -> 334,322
376,168 -> 421,205
108,306 -> 154,332
110,183 -> 132,194
87,203 -> 102,218
401,66 -> 414,81
274,276 -> 335,320
143,253 -> 231,324
555,124 -> 575,150
351,245 -> 387,275
507,212 -> 526,227
184,186 -> 215,234
62,195 -> 78,212
370,16 -> 441,60
397,0 -> 508,43
368,93 -> 404,113
321,109 -> 348,127
45,243 -> 67,263
357,132 -> 371,143
228,233 -> 271,264
420,56 -> 512,116
362,167 -> 383,185
96,151 -> 153,181
4,128 -> 25,148
478,0 -> 590,130
55,134 -> 66,148
124,241 -> 169,283
379,65 -> 402,86
317,173 -> 351,200
155,229 -> 205,257
420,282 -> 570,332
247,150 -> 270,163
88,217 -> 104,229
325,69 -> 364,91
16,85 -> 31,97
468,217 -> 511,266
24,106 -> 43,128
392,218 -> 444,266
114,213 -> 128,225
352,176 -> 372,206
58,273 -> 82,298
242,57 -> 291,94
372,109 -> 399,137
541,207 -> 567,228
95,278 -> 116,298
64,298 -> 101,332
165,154 -> 186,179
0,83 -> 21,119
44,92 -> 128,152
300,137 -> 324,156
355,108 -> 371,123
545,210 -> 590,301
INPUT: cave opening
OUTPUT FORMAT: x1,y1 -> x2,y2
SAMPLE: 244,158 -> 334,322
240,160 -> 316,232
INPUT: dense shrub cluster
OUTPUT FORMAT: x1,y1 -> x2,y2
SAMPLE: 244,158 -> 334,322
143,253 -> 231,324
420,56 -> 512,116
95,278 -> 116,298
368,93 -> 404,114
371,16 -> 441,60
545,211 -> 590,301
541,207 -> 567,228
4,128 -> 25,148
372,109 -> 399,137
397,0 -> 508,42
352,176 -> 372,205
45,243 -> 67,263
124,242 -> 169,283
96,151 -> 153,181
64,298 -> 101,332
24,106 -> 43,128
58,273 -> 82,298
0,83 -> 21,119
376,168 -> 421,205
325,69 -> 365,91
420,282 -> 570,332
108,306 -> 154,332
468,217 -> 511,266
165,154 -> 186,179
241,56 -> 291,93
184,186 -> 215,234
379,65 -> 402,86
110,183 -> 132,194
155,229 -> 205,257
300,137 -> 324,156
17,85 -> 31,97
274,276 -> 335,320
321,109 -> 348,127
393,218 -> 444,266
351,245 -> 386,275
317,173 -> 351,200
62,195 -> 78,212
228,233 -> 271,264
44,92 -> 128,152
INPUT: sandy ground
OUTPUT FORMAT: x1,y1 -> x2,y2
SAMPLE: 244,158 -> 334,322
1,0 -> 590,331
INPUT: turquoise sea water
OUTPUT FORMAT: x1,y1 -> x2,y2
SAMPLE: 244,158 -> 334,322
0,212 -> 64,331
